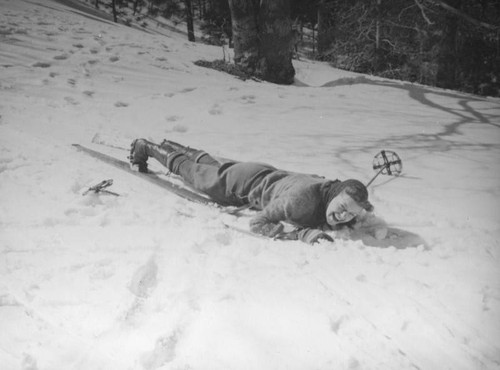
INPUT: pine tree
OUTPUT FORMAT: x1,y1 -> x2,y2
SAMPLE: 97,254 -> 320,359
228,0 -> 295,84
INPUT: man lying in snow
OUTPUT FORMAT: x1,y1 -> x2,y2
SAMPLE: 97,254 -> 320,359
130,138 -> 385,244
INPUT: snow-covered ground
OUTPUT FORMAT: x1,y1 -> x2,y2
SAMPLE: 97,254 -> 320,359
1,0 -> 500,369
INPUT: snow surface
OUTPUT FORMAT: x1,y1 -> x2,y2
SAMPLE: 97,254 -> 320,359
1,0 -> 500,369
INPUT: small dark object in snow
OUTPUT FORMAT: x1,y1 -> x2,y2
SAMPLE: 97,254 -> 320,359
83,179 -> 119,196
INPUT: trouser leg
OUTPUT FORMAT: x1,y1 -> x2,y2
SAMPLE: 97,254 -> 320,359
131,139 -> 247,206
138,141 -> 233,205
160,139 -> 220,167
169,155 -> 237,205
132,138 -> 218,171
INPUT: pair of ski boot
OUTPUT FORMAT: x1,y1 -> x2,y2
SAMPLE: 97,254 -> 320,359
129,138 -> 212,173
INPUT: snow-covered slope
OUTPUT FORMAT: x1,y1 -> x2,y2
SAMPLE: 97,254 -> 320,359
1,0 -> 499,369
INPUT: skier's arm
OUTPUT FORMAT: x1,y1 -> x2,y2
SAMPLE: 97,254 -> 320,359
275,228 -> 333,244
249,200 -> 333,244
249,199 -> 287,237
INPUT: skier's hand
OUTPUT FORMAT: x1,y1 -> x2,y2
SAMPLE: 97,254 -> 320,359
257,222 -> 284,238
297,228 -> 333,244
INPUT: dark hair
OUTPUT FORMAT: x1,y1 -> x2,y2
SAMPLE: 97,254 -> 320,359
340,179 -> 374,212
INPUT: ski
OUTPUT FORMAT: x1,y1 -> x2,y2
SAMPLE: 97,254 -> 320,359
72,144 -> 212,205
72,143 -> 270,242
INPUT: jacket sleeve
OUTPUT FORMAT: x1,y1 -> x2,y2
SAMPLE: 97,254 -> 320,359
249,198 -> 287,237
273,228 -> 333,244
249,198 -> 333,244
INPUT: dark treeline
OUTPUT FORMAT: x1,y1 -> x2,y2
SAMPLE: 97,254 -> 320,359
305,0 -> 500,97
98,0 -> 499,96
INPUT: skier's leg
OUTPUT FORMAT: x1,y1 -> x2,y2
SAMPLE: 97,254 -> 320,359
129,138 -> 211,170
130,138 -> 236,204
171,159 -> 278,207
169,155 -> 247,205
160,139 -> 221,167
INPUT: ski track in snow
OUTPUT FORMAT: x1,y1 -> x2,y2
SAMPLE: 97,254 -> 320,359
1,0 -> 500,369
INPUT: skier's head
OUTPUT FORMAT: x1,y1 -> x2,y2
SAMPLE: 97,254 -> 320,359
325,179 -> 373,226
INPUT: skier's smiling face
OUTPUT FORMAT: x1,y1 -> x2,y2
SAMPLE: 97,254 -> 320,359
326,190 -> 364,226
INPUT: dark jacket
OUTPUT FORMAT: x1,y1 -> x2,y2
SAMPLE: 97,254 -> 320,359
246,171 -> 344,236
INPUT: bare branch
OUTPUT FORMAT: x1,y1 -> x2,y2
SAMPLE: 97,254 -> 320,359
385,20 -> 421,31
424,0 -> 499,31
414,0 -> 433,25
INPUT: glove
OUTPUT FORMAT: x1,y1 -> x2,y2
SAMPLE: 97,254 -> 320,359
258,222 -> 284,238
297,228 -> 333,244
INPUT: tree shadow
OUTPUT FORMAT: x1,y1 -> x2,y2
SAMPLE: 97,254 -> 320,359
305,75 -> 500,177
349,227 -> 429,250
320,75 -> 500,131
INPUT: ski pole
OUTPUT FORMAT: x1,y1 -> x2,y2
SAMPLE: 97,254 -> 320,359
366,164 -> 388,188
366,150 -> 402,187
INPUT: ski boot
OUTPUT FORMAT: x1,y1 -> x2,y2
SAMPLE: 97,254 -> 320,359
129,139 -> 149,173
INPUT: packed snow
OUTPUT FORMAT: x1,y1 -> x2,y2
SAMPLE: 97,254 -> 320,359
1,0 -> 500,369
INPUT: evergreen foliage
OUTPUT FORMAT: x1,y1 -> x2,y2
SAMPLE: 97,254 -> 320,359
97,0 -> 499,95
298,0 -> 499,96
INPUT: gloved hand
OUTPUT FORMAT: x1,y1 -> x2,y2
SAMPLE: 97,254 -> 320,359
297,228 -> 333,244
259,222 -> 284,238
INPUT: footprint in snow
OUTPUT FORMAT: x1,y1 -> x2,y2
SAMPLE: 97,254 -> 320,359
129,257 -> 158,298
32,61 -> 51,68
179,87 -> 196,93
209,103 -> 223,115
166,115 -> 180,122
241,95 -> 256,104
53,54 -> 69,60
329,315 -> 348,334
141,331 -> 179,369
64,96 -> 79,105
166,123 -> 188,133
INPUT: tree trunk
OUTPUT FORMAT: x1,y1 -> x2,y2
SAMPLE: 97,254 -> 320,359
436,0 -> 461,89
228,0 -> 295,84
185,0 -> 195,41
111,0 -> 118,23
228,0 -> 260,73
373,0 -> 385,72
317,0 -> 335,55
375,0 -> 381,50
257,0 -> 295,83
